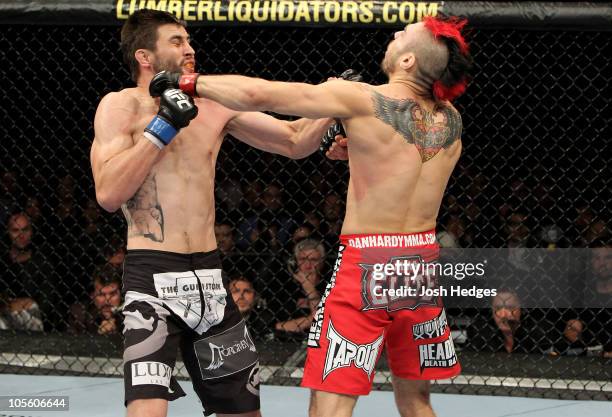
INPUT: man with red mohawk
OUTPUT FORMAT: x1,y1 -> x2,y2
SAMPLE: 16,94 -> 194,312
151,15 -> 473,417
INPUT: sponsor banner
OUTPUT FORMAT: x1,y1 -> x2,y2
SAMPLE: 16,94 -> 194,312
131,361 -> 173,387
323,319 -> 383,380
2,1 -> 611,30
194,320 -> 258,380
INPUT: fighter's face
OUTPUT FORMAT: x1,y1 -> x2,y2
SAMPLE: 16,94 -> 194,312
382,23 -> 421,75
151,24 -> 196,75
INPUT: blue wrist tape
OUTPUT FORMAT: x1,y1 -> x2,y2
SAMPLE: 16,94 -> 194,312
145,116 -> 178,146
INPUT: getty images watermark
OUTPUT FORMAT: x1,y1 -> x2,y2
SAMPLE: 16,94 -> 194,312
370,258 -> 497,299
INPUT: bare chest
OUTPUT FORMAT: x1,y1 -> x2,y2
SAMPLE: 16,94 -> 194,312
131,101 -> 230,172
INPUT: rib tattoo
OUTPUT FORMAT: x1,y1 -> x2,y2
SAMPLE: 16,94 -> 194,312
123,173 -> 164,242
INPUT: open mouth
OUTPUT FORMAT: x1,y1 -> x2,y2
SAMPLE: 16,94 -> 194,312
183,62 -> 195,72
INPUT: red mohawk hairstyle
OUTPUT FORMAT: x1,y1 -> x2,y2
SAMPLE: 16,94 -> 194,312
423,16 -> 473,102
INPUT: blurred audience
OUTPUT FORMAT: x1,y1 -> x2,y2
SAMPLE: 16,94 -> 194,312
0,293 -> 44,331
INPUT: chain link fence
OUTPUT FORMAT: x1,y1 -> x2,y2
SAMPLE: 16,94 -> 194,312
1,22 -> 611,400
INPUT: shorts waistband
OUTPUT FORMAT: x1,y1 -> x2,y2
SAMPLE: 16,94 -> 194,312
340,230 -> 437,249
125,249 -> 221,269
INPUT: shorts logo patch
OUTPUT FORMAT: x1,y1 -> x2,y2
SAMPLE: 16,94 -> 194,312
412,309 -> 448,340
308,245 -> 344,348
418,339 -> 457,373
131,361 -> 172,387
323,319 -> 383,381
246,362 -> 261,396
360,255 -> 439,312
153,269 -> 227,334
195,320 -> 258,380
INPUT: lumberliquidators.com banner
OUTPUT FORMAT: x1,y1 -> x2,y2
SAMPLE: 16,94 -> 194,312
115,1 -> 440,25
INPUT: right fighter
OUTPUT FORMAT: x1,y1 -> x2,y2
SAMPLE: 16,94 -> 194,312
152,15 -> 473,417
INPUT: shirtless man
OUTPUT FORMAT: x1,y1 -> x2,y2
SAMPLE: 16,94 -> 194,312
150,16 -> 473,417
90,9 -> 331,417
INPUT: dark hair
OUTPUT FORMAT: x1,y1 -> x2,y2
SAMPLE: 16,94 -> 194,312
424,16 -> 474,101
435,36 -> 474,100
93,263 -> 122,288
120,9 -> 185,82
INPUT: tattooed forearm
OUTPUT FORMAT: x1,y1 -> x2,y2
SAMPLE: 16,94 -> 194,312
122,174 -> 164,242
371,90 -> 462,162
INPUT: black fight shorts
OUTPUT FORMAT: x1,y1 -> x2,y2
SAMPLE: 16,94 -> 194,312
122,249 -> 260,416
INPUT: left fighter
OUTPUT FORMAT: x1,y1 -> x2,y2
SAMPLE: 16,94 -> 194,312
90,9 -> 330,417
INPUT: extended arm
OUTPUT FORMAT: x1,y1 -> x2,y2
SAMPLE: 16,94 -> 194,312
149,70 -> 369,120
225,112 -> 334,159
194,75 -> 369,119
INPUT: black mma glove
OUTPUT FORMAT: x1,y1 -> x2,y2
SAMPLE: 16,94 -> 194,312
150,70 -> 200,97
319,69 -> 363,154
143,89 -> 198,149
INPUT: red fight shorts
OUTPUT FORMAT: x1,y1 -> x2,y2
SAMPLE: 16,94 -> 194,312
302,230 -> 461,395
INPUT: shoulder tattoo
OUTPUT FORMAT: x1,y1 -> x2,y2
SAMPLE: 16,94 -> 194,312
371,90 -> 462,162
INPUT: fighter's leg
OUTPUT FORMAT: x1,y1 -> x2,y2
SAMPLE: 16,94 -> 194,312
126,399 -> 168,417
308,390 -> 358,417
391,376 -> 435,417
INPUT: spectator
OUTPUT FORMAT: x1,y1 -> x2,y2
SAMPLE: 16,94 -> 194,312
546,319 -> 588,356
467,289 -> 546,353
0,292 -> 44,331
274,239 -> 326,338
229,276 -> 273,341
67,263 -> 123,335
4,212 -> 59,330
215,222 -> 250,278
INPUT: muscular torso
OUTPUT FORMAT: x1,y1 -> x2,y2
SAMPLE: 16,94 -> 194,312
341,84 -> 462,234
121,88 -> 234,252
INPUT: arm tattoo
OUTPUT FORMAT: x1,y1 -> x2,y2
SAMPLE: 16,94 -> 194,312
371,90 -> 462,162
122,173 -> 164,242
